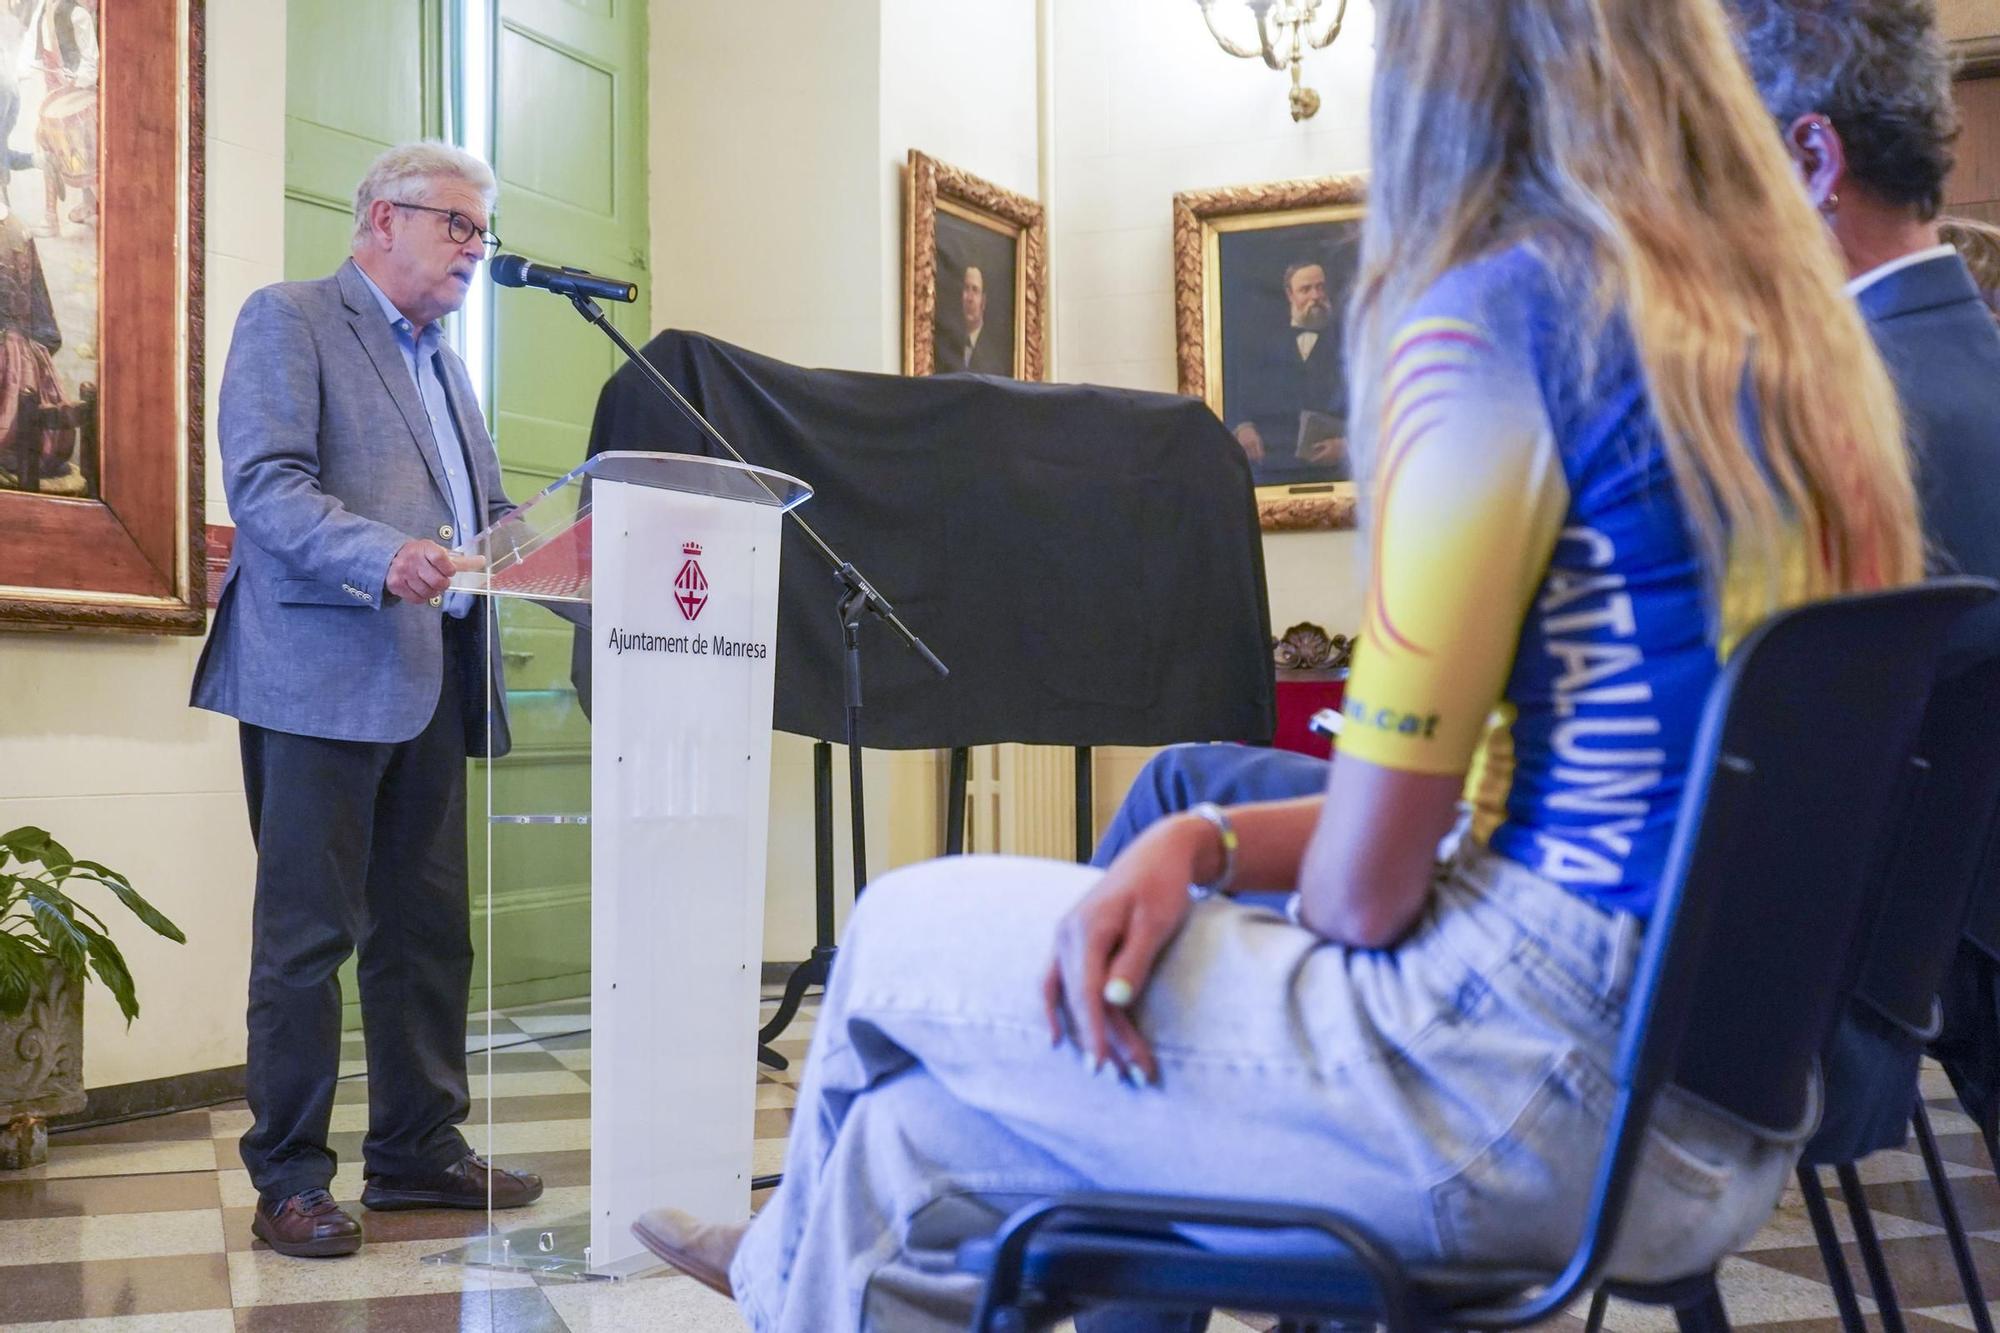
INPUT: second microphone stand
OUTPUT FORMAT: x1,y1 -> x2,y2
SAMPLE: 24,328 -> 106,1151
561,294 -> 948,1075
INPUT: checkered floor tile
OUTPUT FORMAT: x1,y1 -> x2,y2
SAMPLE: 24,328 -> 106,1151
4,995 -> 1998,1330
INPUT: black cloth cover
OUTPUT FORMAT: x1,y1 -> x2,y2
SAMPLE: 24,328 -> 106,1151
577,330 -> 1275,750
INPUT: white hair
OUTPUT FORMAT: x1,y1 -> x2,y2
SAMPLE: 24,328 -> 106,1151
351,140 -> 498,248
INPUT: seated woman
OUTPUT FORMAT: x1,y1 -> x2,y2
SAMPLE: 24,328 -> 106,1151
638,0 -> 1924,1327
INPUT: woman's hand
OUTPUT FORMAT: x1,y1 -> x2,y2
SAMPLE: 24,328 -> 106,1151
1042,814 -> 1214,1086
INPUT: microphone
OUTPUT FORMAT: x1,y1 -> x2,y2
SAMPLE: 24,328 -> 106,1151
490,253 -> 638,304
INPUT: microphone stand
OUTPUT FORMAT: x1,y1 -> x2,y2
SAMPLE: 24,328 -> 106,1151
561,293 -> 948,1081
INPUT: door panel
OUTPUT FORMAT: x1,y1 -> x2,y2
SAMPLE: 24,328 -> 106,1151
1949,75 -> 2000,225
283,0 -> 645,1025
285,0 -> 445,1029
498,31 -> 618,216
284,0 -> 445,284
476,0 -> 649,1008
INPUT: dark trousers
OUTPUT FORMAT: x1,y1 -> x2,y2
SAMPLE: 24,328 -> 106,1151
1936,940 -> 2000,1166
237,618 -> 476,1202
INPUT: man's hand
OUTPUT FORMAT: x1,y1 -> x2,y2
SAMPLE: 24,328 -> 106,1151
1043,814 -> 1214,1086
1232,422 -> 1266,463
1303,435 -> 1347,466
386,539 -> 483,603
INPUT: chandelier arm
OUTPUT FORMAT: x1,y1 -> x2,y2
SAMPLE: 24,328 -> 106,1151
1198,2 -> 1268,60
1253,5 -> 1289,71
1307,0 -> 1349,49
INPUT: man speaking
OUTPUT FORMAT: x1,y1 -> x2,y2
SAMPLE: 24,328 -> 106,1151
192,141 -> 541,1258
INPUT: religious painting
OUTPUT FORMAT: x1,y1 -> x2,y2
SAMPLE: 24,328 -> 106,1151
0,0 -> 204,631
903,149 -> 1047,381
1174,174 -> 1365,532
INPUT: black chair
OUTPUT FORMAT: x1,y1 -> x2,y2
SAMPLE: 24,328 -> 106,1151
1945,855 -> 2000,1166
1940,787 -> 2000,1166
1774,655 -> 2000,1333
958,579 -> 1997,1333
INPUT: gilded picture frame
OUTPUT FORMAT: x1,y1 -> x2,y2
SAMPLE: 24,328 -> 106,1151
1174,173 -> 1365,532
0,0 -> 205,633
903,149 -> 1047,381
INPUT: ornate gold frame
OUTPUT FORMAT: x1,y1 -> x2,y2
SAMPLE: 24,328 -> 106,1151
0,0 -> 205,632
1173,173 -> 1365,532
903,149 -> 1047,380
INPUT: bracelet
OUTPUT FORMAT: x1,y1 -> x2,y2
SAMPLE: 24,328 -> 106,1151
1186,801 -> 1238,900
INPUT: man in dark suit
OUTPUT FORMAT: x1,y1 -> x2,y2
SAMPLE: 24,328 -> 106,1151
1731,0 -> 2000,1163
1081,6 -> 2000,1326
1221,259 -> 1347,486
192,142 -> 542,1258
933,264 -> 1011,375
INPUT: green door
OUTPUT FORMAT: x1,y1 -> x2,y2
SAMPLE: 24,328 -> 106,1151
471,0 -> 650,1009
284,0 -> 447,283
282,0 -> 647,1024
284,0 -> 446,1032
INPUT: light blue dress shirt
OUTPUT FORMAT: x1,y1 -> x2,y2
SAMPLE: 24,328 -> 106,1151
355,266 -> 480,618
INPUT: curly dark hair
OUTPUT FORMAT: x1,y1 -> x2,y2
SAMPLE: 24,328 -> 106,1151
1727,0 -> 1959,219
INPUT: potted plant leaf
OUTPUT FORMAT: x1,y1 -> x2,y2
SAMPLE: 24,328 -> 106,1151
0,825 -> 185,1168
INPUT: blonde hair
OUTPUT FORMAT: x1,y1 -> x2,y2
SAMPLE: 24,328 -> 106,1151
351,141 -> 498,248
1351,0 -> 1923,619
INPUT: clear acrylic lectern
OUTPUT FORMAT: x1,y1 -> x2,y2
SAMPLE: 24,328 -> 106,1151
424,450 -> 811,1279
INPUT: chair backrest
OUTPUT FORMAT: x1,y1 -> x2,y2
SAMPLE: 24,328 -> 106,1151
1962,815 -> 2000,964
1560,578 -> 1995,1293
1855,654 -> 2000,1034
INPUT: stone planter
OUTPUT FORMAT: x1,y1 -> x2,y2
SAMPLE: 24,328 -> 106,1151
0,966 -> 85,1169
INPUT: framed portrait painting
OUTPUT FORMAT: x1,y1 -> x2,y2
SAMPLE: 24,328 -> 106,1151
0,0 -> 205,632
1174,174 -> 1364,531
903,149 -> 1046,381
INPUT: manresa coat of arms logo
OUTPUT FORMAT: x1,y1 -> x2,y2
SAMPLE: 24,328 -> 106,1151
674,541 -> 709,620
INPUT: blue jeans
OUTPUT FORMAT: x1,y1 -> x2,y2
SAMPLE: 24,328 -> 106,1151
1096,745 -> 1919,1170
1092,744 -> 1331,869
732,849 -> 1797,1331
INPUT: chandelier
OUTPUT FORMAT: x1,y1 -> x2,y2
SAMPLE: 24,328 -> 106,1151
1197,0 -> 1350,122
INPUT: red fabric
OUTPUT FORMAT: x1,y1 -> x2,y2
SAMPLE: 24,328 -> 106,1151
1273,674 -> 1346,760
0,327 -> 70,468
491,513 -> 593,600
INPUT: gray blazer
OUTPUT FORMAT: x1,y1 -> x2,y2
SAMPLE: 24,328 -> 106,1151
192,259 -> 513,756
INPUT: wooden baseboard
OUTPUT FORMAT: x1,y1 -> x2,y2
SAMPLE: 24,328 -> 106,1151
47,965 -> 811,1131
51,1064 -> 246,1133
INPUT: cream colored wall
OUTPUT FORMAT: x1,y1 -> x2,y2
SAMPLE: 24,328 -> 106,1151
1049,0 -> 1372,638
648,2 -> 885,372
649,0 -> 1037,957
1942,0 -> 2000,43
0,0 -> 283,1089
876,0 -> 1040,375
648,3 -> 1372,874
1051,1 -> 1373,831
649,2 -> 887,960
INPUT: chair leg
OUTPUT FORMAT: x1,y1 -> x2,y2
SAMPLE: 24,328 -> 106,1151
1799,1164 -> 1871,1333
1671,1274 -> 1732,1333
1585,1288 -> 1611,1333
1835,1160 -> 1908,1333
1913,1099 -> 1995,1333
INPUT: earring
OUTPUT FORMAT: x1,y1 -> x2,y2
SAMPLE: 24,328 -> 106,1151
1821,191 -> 1840,215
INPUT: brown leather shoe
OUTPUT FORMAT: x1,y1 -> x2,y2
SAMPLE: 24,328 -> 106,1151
251,1188 -> 363,1258
631,1207 -> 743,1296
359,1153 -> 544,1211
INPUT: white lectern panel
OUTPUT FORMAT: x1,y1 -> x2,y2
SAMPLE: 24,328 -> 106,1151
588,477 -> 785,1270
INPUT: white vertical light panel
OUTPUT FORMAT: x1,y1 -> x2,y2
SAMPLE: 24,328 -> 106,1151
455,0 -> 496,413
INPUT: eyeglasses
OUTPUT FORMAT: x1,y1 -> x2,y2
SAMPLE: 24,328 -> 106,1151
391,202 -> 501,254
